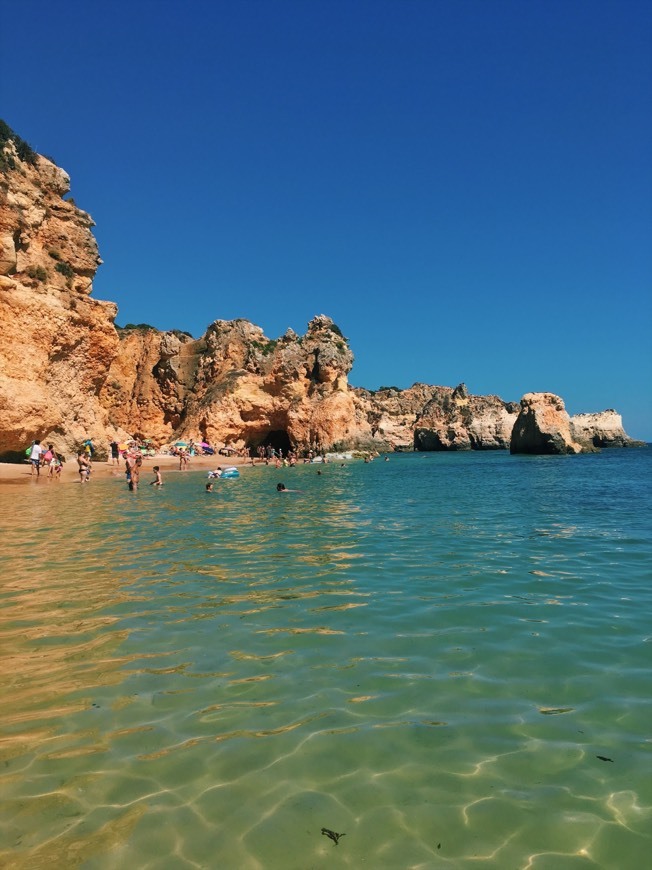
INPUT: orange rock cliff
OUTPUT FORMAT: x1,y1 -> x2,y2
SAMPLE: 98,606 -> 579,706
0,125 -> 640,458
0,126 -> 119,455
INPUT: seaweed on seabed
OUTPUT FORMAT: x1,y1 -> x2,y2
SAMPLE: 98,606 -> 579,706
321,827 -> 345,845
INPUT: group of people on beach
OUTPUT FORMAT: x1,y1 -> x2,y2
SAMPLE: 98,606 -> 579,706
27,440 -> 64,478
124,453 -> 163,491
25,433 -> 376,490
248,446 -> 330,468
109,438 -> 155,465
68,439 -> 163,491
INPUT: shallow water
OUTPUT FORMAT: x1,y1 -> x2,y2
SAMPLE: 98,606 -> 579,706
1,449 -> 650,869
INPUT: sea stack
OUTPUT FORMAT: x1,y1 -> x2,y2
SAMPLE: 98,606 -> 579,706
510,392 -> 585,455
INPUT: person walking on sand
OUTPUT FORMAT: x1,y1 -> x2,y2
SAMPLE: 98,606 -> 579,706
82,438 -> 94,464
49,450 -> 63,479
150,466 -> 163,486
29,440 -> 43,477
109,440 -> 120,466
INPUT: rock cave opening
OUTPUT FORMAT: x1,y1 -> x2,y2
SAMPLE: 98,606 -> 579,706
251,430 -> 292,454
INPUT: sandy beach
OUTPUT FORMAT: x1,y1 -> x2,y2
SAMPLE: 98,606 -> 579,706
0,453 -> 249,486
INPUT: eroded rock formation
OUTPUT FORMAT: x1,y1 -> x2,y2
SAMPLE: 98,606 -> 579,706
0,126 -> 642,458
0,130 -> 119,454
570,410 -> 644,449
352,383 -> 445,450
510,392 -> 585,455
101,315 -> 362,452
414,383 -> 519,450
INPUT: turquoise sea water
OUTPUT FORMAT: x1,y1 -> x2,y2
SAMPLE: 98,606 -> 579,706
1,449 -> 650,869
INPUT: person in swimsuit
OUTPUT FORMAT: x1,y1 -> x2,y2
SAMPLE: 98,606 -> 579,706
125,452 -> 139,490
77,450 -> 90,483
50,451 -> 63,479
131,454 -> 142,490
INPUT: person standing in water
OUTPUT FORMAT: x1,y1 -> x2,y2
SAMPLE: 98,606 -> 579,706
77,449 -> 91,483
125,452 -> 140,491
131,454 -> 142,490
150,466 -> 163,486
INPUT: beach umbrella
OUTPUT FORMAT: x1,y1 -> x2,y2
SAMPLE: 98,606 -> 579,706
200,442 -> 211,448
175,441 -> 188,447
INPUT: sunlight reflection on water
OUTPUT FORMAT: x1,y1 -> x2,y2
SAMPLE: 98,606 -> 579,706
1,450 -> 651,868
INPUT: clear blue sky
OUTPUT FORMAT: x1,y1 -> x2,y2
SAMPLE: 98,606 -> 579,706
2,0 -> 651,438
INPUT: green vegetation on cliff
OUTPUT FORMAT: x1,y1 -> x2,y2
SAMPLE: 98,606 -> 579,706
0,119 -> 37,171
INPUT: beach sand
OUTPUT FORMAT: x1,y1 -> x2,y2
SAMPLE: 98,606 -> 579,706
0,453 -> 249,486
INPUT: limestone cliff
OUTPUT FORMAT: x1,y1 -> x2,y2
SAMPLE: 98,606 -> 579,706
101,315 -> 361,452
570,410 -> 644,449
182,315 -> 358,451
509,396 -> 645,455
510,393 -> 585,455
413,383 -> 519,450
99,326 -> 199,443
352,383 -> 443,450
0,127 -> 642,459
0,127 -> 120,454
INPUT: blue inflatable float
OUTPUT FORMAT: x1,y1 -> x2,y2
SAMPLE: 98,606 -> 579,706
207,466 -> 240,479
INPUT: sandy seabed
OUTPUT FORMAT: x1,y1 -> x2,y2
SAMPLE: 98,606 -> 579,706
0,453 -> 249,486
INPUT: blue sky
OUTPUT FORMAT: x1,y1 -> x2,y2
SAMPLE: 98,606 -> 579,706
2,0 -> 651,438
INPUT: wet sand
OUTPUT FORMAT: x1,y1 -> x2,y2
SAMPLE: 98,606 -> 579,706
0,453 -> 250,485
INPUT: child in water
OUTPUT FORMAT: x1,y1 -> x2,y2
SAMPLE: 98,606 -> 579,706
150,466 -> 163,486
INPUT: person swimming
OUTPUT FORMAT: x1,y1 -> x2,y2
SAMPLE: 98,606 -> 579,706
276,482 -> 302,493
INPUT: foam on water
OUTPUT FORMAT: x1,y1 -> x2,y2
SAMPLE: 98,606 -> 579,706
1,449 -> 650,868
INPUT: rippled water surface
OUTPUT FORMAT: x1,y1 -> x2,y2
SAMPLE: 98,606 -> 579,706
1,449 -> 650,869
